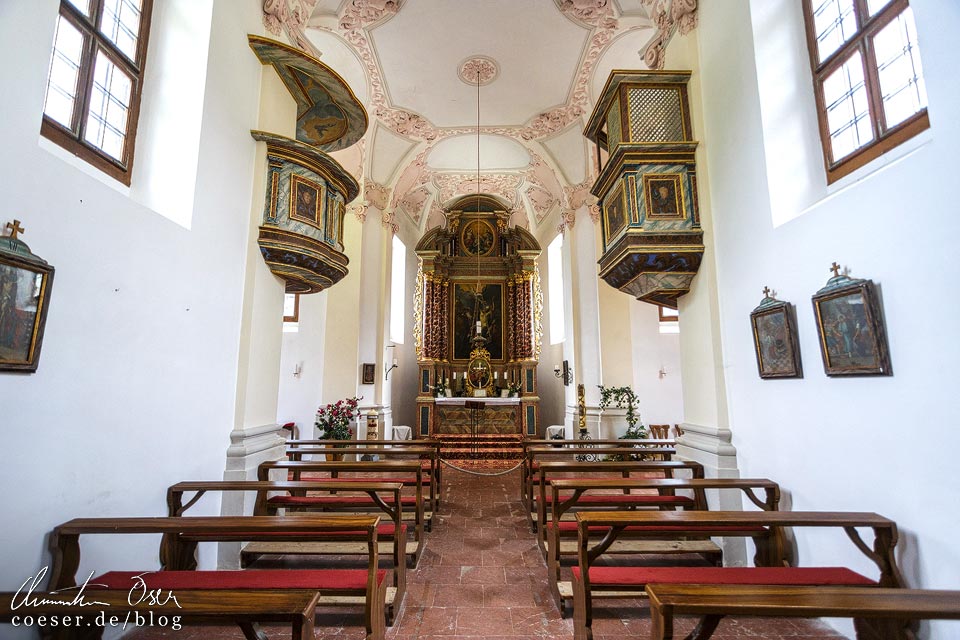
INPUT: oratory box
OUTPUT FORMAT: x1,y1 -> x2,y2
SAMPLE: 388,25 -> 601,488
414,195 -> 542,438
584,70 -> 704,308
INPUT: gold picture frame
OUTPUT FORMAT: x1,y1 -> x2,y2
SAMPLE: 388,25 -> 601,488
602,183 -> 627,244
0,252 -> 54,373
643,173 -> 685,220
289,173 -> 325,229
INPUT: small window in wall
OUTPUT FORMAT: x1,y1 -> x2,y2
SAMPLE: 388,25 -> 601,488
547,235 -> 565,345
283,293 -> 299,322
803,0 -> 929,183
390,235 -> 406,344
658,305 -> 679,334
41,0 -> 154,185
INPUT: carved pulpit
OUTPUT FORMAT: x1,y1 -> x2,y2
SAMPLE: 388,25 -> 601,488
414,194 -> 542,438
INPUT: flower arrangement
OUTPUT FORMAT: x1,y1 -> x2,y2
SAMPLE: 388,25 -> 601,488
598,385 -> 647,460
507,380 -> 522,396
432,379 -> 449,397
315,396 -> 360,441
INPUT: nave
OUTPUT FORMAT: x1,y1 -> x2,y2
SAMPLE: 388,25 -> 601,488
128,468 -> 843,640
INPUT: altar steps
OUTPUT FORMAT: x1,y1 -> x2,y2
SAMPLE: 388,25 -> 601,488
437,434 -> 524,461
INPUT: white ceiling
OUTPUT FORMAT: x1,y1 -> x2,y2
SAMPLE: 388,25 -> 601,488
370,0 -> 589,128
295,0 -> 677,236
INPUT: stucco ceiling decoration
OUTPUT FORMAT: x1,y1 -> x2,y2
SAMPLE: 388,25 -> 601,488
262,0 -> 699,235
639,0 -> 698,69
457,56 -> 500,86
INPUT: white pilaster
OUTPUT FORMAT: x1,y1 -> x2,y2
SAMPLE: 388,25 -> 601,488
355,205 -> 393,426
564,207 -> 604,430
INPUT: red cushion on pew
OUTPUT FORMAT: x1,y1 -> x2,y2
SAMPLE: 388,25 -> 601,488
290,476 -> 430,485
92,569 -> 387,591
189,523 -> 406,538
542,494 -> 693,505
268,495 -> 418,506
544,522 -> 767,533
571,566 -> 875,586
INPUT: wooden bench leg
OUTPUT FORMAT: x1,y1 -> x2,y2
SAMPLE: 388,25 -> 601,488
651,603 -> 673,640
238,621 -> 269,640
853,617 -> 913,640
293,611 -> 315,640
687,614 -> 724,640
572,578 -> 592,640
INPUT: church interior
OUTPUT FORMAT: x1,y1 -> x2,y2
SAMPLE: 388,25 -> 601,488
1,0 -> 959,638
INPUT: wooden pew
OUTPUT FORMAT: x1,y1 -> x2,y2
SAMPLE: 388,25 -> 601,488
285,446 -> 439,515
546,478 -> 779,613
519,439 -> 676,505
1,589 -> 320,640
289,438 -> 443,505
530,458 -> 701,533
523,445 -> 678,520
572,510 -> 905,640
259,460 -> 429,539
48,515 -> 387,640
166,480 -> 410,624
645,584 -> 960,640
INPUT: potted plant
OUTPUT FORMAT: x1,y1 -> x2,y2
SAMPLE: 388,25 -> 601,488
315,396 -> 360,460
598,385 -> 647,460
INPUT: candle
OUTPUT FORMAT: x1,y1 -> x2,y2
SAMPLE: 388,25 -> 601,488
494,371 -> 499,379
392,358 -> 398,366
476,320 -> 481,334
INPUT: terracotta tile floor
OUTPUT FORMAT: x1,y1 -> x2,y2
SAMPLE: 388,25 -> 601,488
130,467 -> 847,639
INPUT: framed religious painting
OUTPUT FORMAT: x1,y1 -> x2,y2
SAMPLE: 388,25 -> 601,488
602,183 -> 627,246
749,290 -> 802,379
0,241 -> 55,373
643,173 -> 685,220
361,362 -> 375,385
812,270 -> 891,376
289,173 -> 324,228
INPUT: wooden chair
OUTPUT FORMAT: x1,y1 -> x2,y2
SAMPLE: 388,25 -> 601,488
649,424 -> 671,439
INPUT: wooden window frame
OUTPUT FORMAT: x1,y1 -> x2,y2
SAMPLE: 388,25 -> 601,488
283,293 -> 300,323
802,0 -> 929,184
658,305 -> 679,322
41,0 -> 154,185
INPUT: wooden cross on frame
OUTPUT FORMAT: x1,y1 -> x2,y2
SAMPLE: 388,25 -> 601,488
830,262 -> 842,278
5,219 -> 24,240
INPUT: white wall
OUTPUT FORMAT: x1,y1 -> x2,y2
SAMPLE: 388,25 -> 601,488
277,291 -> 329,432
598,275 -> 684,431
0,0 -> 267,623
695,1 -> 960,637
628,300 -> 683,427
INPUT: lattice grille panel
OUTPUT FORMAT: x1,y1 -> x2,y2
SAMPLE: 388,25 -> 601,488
606,100 -> 622,148
628,87 -> 684,142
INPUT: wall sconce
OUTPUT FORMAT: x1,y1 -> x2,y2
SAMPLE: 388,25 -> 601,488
553,360 -> 572,386
293,362 -> 302,378
384,344 -> 397,380
385,358 -> 398,380
658,366 -> 667,379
